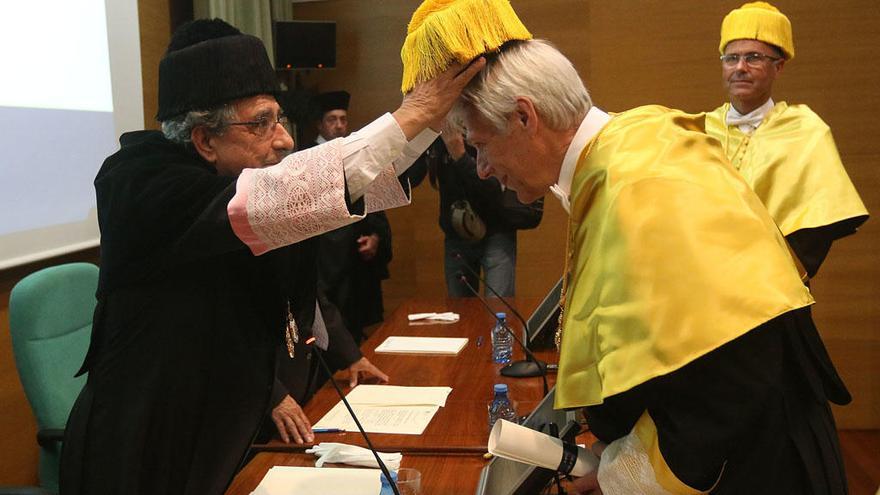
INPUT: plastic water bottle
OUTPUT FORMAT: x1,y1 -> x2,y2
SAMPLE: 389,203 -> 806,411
379,470 -> 397,495
491,312 -> 513,364
488,383 -> 517,431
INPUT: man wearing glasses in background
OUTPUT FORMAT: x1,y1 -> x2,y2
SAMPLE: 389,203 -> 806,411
60,18 -> 482,495
705,2 -> 867,280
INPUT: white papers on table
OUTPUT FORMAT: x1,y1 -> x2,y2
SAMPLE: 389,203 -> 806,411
488,419 -> 599,477
344,385 -> 452,406
250,466 -> 380,495
312,385 -> 453,435
375,336 -> 468,355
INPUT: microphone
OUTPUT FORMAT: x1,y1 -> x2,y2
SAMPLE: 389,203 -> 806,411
306,337 -> 401,495
457,274 -> 549,396
453,254 -> 553,378
454,253 -> 534,345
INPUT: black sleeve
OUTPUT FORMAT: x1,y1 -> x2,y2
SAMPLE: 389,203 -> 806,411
363,212 -> 393,266
786,215 -> 868,278
317,291 -> 362,370
404,153 -> 429,188
586,316 -> 795,491
449,152 -> 506,207
495,190 -> 544,230
270,375 -> 290,410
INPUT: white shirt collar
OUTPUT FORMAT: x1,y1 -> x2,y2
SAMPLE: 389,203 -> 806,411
315,134 -> 328,145
550,106 -> 612,214
726,98 -> 775,134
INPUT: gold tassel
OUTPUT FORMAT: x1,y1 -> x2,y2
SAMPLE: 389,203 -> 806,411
401,0 -> 532,93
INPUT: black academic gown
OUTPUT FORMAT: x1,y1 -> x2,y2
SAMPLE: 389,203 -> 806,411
316,212 -> 391,341
585,306 -> 850,494
61,131 -> 320,495
304,139 -> 392,341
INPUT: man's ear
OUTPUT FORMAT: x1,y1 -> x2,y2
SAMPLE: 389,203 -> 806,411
191,126 -> 217,163
512,97 -> 539,135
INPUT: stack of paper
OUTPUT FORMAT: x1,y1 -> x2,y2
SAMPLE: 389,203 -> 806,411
375,336 -> 468,355
251,466 -> 380,495
313,385 -> 453,435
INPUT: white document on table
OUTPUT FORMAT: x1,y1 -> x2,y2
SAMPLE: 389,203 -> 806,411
312,385 -> 453,435
250,466 -> 380,495
375,336 -> 468,355
344,385 -> 452,407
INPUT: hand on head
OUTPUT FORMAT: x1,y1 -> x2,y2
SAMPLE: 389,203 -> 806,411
393,57 -> 487,140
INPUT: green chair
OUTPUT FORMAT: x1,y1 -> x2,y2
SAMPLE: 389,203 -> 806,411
8,263 -> 98,494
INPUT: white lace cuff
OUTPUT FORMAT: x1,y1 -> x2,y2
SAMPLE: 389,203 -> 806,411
228,140 -> 359,255
597,432 -> 675,495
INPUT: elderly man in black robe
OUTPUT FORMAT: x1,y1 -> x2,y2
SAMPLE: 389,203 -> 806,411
60,18 -> 483,494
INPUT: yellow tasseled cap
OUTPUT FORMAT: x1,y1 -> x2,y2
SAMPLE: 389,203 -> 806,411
400,0 -> 532,93
720,2 -> 794,60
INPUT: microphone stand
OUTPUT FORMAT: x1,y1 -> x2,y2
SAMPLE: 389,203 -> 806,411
308,339 -> 400,495
459,275 -> 549,396
454,254 -> 534,345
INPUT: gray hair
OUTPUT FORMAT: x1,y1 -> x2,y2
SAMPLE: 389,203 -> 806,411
453,39 -> 591,133
160,103 -> 238,145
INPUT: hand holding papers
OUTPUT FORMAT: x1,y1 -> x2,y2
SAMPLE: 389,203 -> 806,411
375,336 -> 468,355
407,311 -> 460,322
488,419 -> 599,477
313,385 -> 453,435
306,442 -> 402,470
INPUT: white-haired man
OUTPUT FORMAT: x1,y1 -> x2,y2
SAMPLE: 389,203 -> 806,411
456,39 -> 849,494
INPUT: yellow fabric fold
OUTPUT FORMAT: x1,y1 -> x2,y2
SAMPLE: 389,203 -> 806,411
705,102 -> 868,236
554,105 -> 813,410
400,0 -> 531,93
633,412 -> 707,494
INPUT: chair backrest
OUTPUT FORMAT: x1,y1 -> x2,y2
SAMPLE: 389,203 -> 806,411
8,262 -> 98,436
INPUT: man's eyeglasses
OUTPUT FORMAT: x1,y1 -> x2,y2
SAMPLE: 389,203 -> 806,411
225,114 -> 292,138
720,52 -> 782,68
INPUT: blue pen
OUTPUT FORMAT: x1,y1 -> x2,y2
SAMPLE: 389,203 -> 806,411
313,428 -> 346,433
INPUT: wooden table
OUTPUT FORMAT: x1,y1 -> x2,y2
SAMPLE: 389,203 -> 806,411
226,452 -> 490,495
255,297 -> 558,453
230,297 -> 560,493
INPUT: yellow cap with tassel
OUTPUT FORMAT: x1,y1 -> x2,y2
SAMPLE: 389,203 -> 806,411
400,0 -> 531,93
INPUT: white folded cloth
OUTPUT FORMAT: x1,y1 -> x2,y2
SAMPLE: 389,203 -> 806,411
305,442 -> 402,470
407,312 -> 460,322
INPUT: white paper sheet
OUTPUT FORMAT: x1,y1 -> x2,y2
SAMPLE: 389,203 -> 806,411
344,385 -> 453,407
488,419 -> 599,477
375,336 -> 468,355
313,403 -> 441,435
250,466 -> 380,495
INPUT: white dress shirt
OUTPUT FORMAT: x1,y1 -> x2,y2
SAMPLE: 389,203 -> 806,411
316,115 -> 438,202
549,106 -> 612,214
725,98 -> 775,134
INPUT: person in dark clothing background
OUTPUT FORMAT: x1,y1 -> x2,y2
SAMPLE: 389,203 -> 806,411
408,122 -> 543,297
303,91 -> 394,343
59,18 -> 484,495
